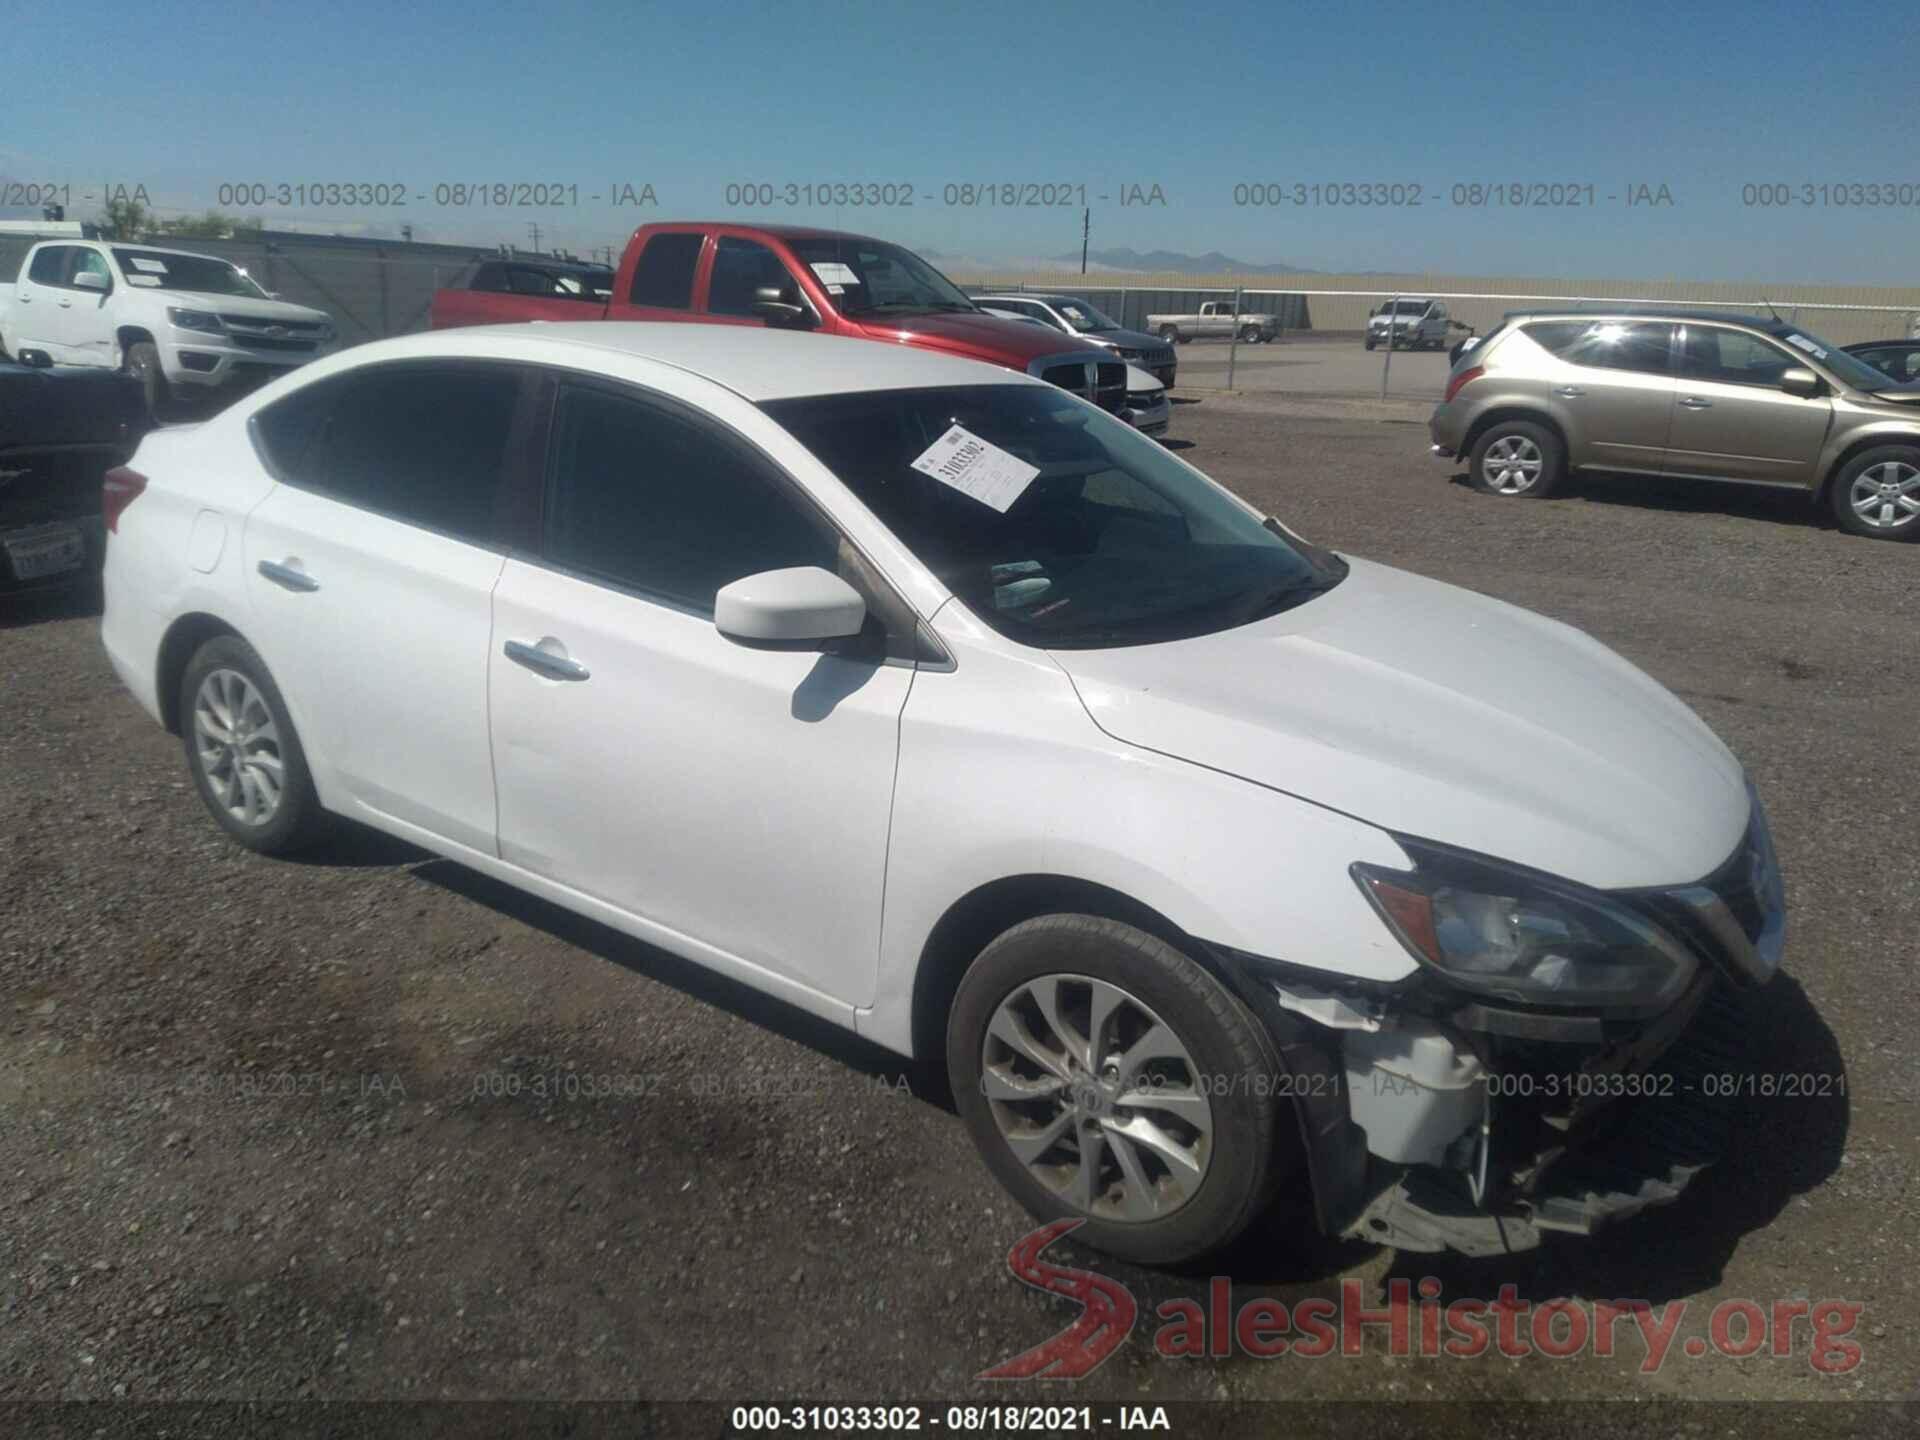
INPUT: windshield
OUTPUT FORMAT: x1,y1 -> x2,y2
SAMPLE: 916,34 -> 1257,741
112,249 -> 268,298
1381,299 -> 1430,316
761,385 -> 1345,649
1779,327 -> 1898,391
785,238 -> 977,317
1054,300 -> 1119,333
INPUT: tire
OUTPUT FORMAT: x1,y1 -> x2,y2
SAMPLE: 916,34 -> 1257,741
1468,418 -> 1565,498
123,341 -> 168,423
1828,445 -> 1920,541
1157,324 -> 1182,345
1237,324 -> 1262,344
1363,336 -> 1376,351
179,635 -> 330,854
947,914 -> 1287,1265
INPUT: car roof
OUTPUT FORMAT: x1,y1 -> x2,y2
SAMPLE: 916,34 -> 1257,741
1499,305 -> 1794,332
344,322 -> 1044,402
651,222 -> 897,244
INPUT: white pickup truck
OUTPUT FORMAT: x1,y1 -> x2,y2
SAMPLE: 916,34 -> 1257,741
1145,300 -> 1279,345
0,240 -> 335,417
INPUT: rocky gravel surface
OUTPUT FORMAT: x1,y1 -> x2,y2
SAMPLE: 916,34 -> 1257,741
1,396 -> 1914,1421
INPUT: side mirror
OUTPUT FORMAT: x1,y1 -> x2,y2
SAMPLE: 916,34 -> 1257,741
1779,366 -> 1824,398
752,285 -> 813,328
72,270 -> 109,293
715,567 -> 866,647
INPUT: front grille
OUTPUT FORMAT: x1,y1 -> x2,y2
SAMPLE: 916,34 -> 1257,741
1094,361 -> 1128,413
1040,363 -> 1087,393
218,315 -> 325,334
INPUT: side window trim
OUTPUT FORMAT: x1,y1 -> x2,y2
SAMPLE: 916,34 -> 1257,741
531,370 -> 933,662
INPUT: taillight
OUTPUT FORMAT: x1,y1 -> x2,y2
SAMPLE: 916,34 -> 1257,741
102,466 -> 147,533
1443,365 -> 1484,404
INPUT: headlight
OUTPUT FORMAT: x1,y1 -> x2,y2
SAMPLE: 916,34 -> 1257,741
167,307 -> 226,335
1352,845 -> 1698,1013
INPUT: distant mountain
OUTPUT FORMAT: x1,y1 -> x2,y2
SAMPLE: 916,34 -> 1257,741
1050,247 -> 1320,275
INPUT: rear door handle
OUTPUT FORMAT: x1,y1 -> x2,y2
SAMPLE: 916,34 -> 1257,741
503,639 -> 591,682
257,559 -> 319,592
1552,385 -> 1585,398
1678,396 -> 1713,410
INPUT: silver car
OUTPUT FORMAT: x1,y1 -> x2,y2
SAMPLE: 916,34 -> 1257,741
1429,309 -> 1920,541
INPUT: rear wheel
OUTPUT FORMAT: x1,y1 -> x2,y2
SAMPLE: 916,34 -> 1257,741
1238,324 -> 1263,344
180,636 -> 330,854
947,914 -> 1287,1264
1157,324 -> 1181,344
1468,419 -> 1565,498
1830,446 -> 1920,541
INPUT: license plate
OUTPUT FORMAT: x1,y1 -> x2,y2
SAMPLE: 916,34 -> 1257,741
3,524 -> 85,581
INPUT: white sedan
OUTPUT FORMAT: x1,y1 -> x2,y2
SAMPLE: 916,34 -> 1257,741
100,323 -> 1784,1264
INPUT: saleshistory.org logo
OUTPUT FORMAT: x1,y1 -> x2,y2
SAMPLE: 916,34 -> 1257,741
979,1221 -> 1865,1378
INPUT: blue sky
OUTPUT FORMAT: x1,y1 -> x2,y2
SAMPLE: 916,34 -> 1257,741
5,0 -> 1914,281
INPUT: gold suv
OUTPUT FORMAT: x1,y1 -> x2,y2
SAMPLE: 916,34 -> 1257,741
1428,309 -> 1920,541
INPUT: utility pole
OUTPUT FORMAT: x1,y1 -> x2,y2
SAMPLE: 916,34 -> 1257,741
1080,208 -> 1089,275
528,221 -> 542,254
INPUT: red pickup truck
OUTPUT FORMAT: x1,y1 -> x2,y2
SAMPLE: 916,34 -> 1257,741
430,222 -> 1129,414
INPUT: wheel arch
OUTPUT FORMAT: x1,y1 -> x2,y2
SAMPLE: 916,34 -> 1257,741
1815,430 -> 1920,506
909,874 -> 1218,1070
912,872 -> 1350,1233
155,611 -> 243,734
116,326 -> 157,366
1460,405 -> 1570,463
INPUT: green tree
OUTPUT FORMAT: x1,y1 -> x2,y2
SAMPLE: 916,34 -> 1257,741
96,195 -> 150,240
156,210 -> 265,239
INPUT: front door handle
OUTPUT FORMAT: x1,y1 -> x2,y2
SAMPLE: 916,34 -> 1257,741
1552,385 -> 1586,398
257,559 -> 319,592
504,639 -> 591,682
1678,396 -> 1713,410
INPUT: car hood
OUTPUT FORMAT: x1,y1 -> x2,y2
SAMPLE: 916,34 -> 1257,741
155,293 -> 330,325
1051,556 -> 1750,890
844,310 -> 1103,365
1085,327 -> 1169,351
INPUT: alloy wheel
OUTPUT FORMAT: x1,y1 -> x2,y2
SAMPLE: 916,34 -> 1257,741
192,668 -> 286,826
1848,461 -> 1920,531
1482,434 -> 1544,494
981,973 -> 1213,1223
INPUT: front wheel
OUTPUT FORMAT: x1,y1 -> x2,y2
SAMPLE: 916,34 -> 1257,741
1830,445 -> 1920,540
1468,419 -> 1565,498
1363,336 -> 1377,351
180,635 -> 331,854
1237,324 -> 1263,344
1157,324 -> 1182,344
947,914 -> 1287,1265
123,341 -> 169,423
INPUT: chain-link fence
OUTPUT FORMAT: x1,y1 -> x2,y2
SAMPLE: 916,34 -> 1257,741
962,278 -> 1920,399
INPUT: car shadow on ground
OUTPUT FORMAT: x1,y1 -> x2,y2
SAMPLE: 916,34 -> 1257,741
1446,467 -> 1836,532
409,854 -> 951,1106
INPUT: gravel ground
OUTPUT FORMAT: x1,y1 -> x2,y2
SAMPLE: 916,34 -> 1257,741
1,397 -> 1914,1417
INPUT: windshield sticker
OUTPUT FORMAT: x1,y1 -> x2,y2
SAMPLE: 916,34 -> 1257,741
810,261 -> 860,288
127,257 -> 169,274
125,275 -> 162,287
910,425 -> 1041,513
1785,333 -> 1827,359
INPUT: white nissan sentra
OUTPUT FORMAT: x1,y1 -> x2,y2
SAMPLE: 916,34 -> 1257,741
101,324 -> 1784,1263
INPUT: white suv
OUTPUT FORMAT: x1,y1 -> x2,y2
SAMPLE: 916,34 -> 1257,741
101,323 -> 1784,1264
2,240 -> 334,417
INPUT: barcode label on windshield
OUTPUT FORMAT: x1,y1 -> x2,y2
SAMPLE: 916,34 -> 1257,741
910,425 -> 1040,513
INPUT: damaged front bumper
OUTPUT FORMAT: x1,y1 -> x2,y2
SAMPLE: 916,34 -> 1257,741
1213,798 -> 1787,1256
